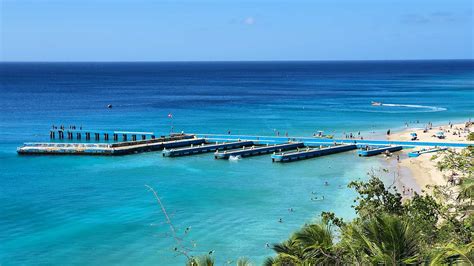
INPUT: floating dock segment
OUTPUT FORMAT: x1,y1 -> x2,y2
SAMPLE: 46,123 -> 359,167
357,145 -> 403,157
196,133 -> 473,148
17,134 -> 202,155
163,140 -> 254,157
214,142 -> 304,159
271,144 -> 357,162
408,147 -> 447,158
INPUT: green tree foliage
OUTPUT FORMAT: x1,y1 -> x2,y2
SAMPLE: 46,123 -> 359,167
467,132 -> 474,141
431,147 -> 473,245
186,255 -> 214,266
185,147 -> 473,265
266,147 -> 473,265
348,174 -> 404,217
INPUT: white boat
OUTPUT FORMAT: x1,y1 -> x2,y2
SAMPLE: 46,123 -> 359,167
371,101 -> 382,106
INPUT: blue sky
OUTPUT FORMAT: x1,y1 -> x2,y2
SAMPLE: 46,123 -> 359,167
1,0 -> 472,61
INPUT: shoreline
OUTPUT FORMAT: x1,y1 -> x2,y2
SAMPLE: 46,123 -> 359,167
384,119 -> 473,195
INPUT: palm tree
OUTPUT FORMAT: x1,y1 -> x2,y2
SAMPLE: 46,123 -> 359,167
186,255 -> 214,266
293,222 -> 340,264
269,237 -> 305,265
266,221 -> 339,265
343,214 -> 422,265
236,257 -> 253,266
430,241 -> 474,265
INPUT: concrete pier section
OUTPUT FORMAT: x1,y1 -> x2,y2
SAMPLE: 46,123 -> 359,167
17,134 -> 200,155
357,145 -> 403,157
163,140 -> 254,157
214,142 -> 304,159
271,144 -> 357,163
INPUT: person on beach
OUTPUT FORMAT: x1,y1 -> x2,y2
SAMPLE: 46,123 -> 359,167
387,129 -> 391,135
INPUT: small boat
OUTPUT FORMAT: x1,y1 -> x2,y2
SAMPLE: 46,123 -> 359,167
107,104 -> 113,109
371,101 -> 382,106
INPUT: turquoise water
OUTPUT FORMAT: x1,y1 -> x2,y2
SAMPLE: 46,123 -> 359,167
1,61 -> 473,265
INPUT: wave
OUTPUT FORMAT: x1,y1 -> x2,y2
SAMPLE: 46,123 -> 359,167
380,103 -> 447,112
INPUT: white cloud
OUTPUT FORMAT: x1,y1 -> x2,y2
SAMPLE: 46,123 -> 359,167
243,17 -> 255,25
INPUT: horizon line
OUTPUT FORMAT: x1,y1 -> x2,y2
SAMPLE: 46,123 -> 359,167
0,58 -> 473,63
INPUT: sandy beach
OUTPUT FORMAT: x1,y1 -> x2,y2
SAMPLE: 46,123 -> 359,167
386,121 -> 473,195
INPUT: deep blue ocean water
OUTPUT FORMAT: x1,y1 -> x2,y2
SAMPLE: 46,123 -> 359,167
0,61 -> 473,265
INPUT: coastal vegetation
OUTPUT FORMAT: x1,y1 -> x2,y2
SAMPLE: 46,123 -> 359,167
184,147 -> 473,265
468,132 -> 474,141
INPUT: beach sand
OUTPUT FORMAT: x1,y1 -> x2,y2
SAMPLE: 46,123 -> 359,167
386,121 -> 473,195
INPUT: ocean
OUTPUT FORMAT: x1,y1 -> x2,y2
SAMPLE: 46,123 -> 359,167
1,60 -> 473,265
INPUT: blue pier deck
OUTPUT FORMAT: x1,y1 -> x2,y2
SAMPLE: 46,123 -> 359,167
163,140 -> 254,157
17,134 -> 203,155
357,145 -> 403,157
271,144 -> 357,162
408,147 -> 448,158
214,142 -> 304,159
197,133 -> 473,148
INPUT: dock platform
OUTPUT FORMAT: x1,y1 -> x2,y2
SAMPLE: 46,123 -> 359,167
163,140 -> 254,157
357,145 -> 403,157
408,147 -> 447,158
17,134 -> 202,155
197,133 -> 473,148
214,142 -> 304,159
271,144 -> 357,162
50,129 -> 158,142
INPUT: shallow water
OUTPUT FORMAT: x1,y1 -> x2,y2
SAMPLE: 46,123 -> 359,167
0,61 -> 473,265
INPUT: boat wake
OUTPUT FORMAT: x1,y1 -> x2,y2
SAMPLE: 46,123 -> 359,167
228,155 -> 241,162
380,103 -> 447,112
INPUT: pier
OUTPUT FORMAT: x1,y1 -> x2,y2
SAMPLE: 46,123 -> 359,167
17,130 -> 472,160
197,133 -> 473,148
357,145 -> 403,157
18,134 -> 201,155
271,144 -> 357,162
408,147 -> 447,158
163,140 -> 254,157
50,129 -> 156,142
214,142 -> 304,159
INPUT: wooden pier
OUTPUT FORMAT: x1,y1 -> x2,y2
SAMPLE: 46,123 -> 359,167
271,144 -> 357,162
17,134 -> 201,155
357,145 -> 403,157
214,142 -> 304,159
163,140 -> 254,157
